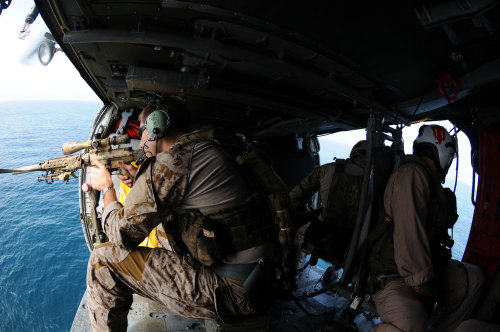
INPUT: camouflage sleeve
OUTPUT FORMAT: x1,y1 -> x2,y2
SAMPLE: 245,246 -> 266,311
289,165 -> 322,208
384,163 -> 434,287
102,142 -> 191,246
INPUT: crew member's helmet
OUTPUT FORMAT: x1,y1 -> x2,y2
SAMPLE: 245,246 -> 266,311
413,125 -> 457,175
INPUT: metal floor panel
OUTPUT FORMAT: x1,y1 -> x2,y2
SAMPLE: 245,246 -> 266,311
70,263 -> 378,331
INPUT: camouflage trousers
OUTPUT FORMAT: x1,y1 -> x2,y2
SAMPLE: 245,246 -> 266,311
87,243 -> 253,332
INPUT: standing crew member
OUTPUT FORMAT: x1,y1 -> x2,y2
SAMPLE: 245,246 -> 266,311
87,98 -> 276,331
368,124 -> 484,332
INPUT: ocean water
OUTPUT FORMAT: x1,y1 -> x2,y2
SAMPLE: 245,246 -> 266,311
0,101 -> 474,331
0,101 -> 100,332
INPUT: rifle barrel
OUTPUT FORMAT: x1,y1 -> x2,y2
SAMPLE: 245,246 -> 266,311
0,164 -> 43,175
0,147 -> 143,181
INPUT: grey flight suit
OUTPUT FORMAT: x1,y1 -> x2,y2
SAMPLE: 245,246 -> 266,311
371,161 -> 484,332
87,138 -> 267,331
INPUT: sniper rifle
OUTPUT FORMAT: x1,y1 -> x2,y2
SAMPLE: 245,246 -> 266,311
0,134 -> 144,183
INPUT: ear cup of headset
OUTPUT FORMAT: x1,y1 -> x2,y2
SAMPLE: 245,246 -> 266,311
145,110 -> 170,140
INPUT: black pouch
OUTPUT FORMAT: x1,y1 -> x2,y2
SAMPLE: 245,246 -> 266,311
180,212 -> 223,266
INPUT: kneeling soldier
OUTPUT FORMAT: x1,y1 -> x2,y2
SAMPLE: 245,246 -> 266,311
88,98 -> 277,331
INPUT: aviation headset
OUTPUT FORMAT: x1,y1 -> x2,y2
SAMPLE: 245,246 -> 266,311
145,108 -> 171,140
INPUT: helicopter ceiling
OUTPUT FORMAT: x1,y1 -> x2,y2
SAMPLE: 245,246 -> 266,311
32,0 -> 500,137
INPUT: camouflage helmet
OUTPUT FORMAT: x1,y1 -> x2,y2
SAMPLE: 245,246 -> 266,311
350,140 -> 367,163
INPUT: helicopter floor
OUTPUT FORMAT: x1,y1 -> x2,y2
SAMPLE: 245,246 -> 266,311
70,263 -> 379,331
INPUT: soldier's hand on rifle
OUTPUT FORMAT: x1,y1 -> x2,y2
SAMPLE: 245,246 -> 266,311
117,161 -> 137,188
90,157 -> 113,191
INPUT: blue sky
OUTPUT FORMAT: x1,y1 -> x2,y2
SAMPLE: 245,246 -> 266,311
0,1 -> 99,101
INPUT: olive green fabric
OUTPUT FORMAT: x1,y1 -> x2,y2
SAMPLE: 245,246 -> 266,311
235,148 -> 292,245
323,160 -> 363,229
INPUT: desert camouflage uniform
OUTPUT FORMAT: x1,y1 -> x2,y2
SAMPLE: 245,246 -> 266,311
87,138 -> 265,331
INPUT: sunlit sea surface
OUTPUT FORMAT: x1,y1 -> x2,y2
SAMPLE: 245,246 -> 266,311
0,101 -> 100,331
0,101 -> 474,331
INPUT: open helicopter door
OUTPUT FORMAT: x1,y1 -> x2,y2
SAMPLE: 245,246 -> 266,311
334,116 -> 404,330
79,103 -> 117,251
78,103 -> 141,251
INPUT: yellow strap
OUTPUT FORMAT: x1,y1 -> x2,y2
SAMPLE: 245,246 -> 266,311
225,277 -> 244,286
119,181 -> 132,205
119,176 -> 159,248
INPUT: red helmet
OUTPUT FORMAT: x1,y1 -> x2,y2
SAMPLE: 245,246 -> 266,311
413,125 -> 457,174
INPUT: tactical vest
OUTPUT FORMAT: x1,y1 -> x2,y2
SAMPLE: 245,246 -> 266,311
367,155 -> 458,291
159,128 -> 281,267
323,159 -> 364,230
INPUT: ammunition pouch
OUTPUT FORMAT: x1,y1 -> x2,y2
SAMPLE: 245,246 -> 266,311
179,210 -> 222,267
176,194 -> 275,266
